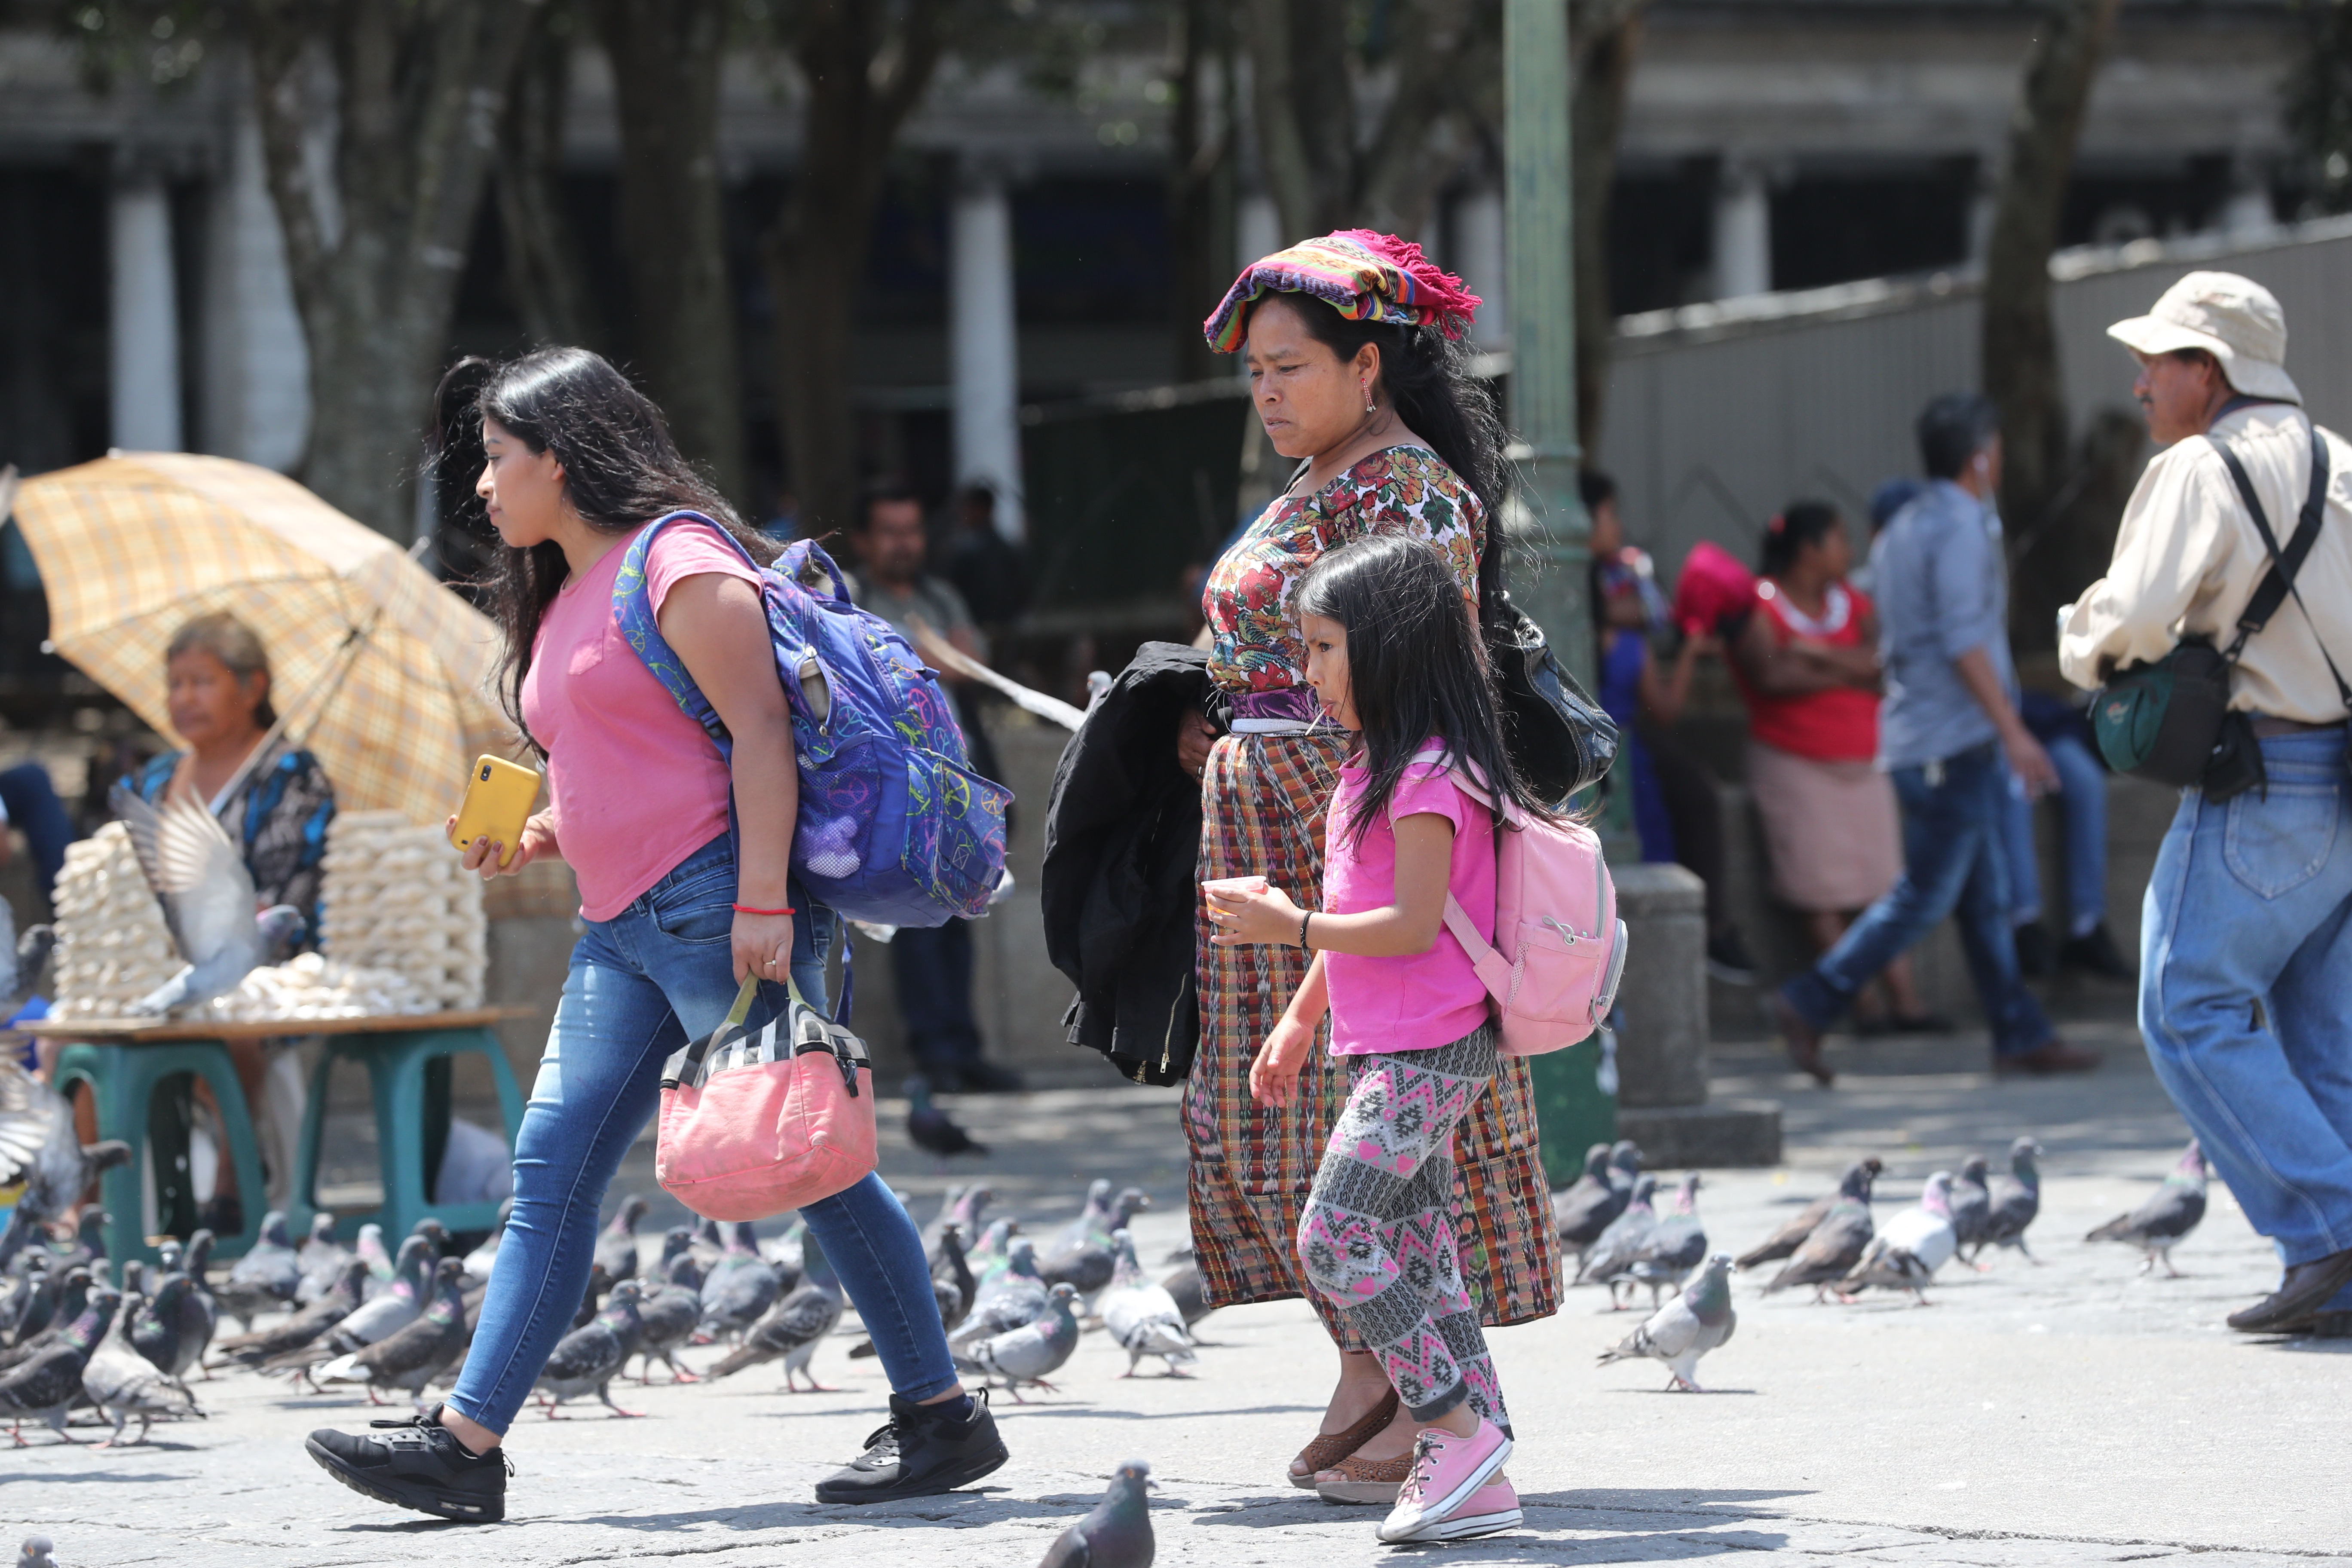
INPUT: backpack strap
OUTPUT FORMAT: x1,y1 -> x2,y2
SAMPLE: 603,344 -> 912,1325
2208,424 -> 2352,714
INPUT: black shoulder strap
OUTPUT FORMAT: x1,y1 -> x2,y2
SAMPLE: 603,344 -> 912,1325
2208,422 -> 2352,713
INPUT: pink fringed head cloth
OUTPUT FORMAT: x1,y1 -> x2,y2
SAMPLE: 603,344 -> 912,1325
1201,229 -> 1482,353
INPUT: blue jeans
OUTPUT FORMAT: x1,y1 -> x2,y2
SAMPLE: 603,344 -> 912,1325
448,835 -> 959,1434
2002,732 -> 2108,935
2141,731 -> 2352,1305
1782,742 -> 2054,1058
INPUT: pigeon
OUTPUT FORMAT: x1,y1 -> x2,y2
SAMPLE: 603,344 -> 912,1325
906,1078 -> 988,1159
127,1272 -> 197,1382
1838,1172 -> 1958,1305
759,1218 -> 807,1292
1052,1180 -> 1118,1256
461,1198 -> 514,1284
1947,1156 -> 1994,1255
1099,1230 -> 1196,1377
853,1219 -> 976,1360
1552,1142 -> 1628,1260
696,1222 -> 781,1343
0,1286 -> 119,1444
533,1278 -> 647,1417
109,783 -> 307,1015
212,1258 -> 368,1369
687,1215 -> 725,1271
705,1234 -> 844,1390
294,1214 -> 354,1303
0,1056 -> 131,1276
1597,1253 -> 1737,1392
956,1280 -> 1081,1402
1038,1458 -> 1157,1568
355,1222 -> 395,1288
926,1185 -> 992,1275
595,1194 -> 649,1283
39,1207 -> 110,1279
967,1218 -> 1022,1280
952,1237 -> 1050,1348
573,1260 -> 615,1329
650,1225 -> 699,1293
3,919 -> 54,1017
82,1287 -> 202,1446
1044,1186 -> 1152,1298
156,1228 -> 218,1378
1605,1139 -> 1643,1194
1761,1161 -> 1879,1302
1627,1173 -> 1708,1308
632,1272 -> 705,1384
1734,1158 -> 1883,1271
19,1535 -> 55,1568
1574,1173 -> 1660,1307
1158,1257 -> 1213,1330
1,1256 -> 55,1344
0,1266 -> 90,1375
2086,1139 -> 2209,1277
313,1257 -> 471,1407
263,1233 -> 435,1379
212,1210 -> 302,1329
1974,1136 -> 2045,1266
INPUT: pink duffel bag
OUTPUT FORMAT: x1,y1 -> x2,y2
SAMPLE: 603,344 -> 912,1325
655,973 -> 876,1220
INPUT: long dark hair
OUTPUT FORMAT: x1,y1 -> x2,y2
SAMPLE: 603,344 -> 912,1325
1758,499 -> 1842,577
432,347 -> 776,754
1259,295 -> 1513,617
1295,532 -> 1561,848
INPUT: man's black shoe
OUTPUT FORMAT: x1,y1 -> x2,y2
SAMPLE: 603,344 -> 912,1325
954,1060 -> 1026,1095
1704,927 -> 1758,986
2012,920 -> 2055,978
815,1390 -> 1009,1503
306,1403 -> 511,1522
2059,922 -> 2135,981
2226,1248 -> 2352,1335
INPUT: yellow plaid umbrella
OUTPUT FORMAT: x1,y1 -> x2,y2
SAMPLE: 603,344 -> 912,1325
11,452 -> 517,824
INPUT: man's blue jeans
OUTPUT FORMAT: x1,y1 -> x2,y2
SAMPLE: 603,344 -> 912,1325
2141,731 -> 2352,1306
448,835 -> 959,1435
1782,742 -> 2054,1058
2002,732 -> 2108,935
892,918 -> 984,1074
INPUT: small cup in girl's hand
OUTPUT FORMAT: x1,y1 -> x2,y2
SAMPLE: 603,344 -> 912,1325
1201,875 -> 1269,899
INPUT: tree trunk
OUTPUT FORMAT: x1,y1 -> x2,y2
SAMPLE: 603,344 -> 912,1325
600,0 -> 744,506
496,10 -> 603,352
1982,0 -> 2120,539
760,0 -> 948,540
1168,0 -> 1237,382
249,0 -> 539,540
1570,0 -> 1647,455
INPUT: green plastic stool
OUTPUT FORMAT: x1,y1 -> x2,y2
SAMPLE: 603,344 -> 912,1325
290,1025 -> 525,1245
51,1039 -> 268,1270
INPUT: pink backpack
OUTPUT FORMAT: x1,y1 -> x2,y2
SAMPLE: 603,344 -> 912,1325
1418,748 -> 1628,1057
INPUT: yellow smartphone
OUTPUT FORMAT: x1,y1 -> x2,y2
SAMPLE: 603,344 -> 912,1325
448,754 -> 542,868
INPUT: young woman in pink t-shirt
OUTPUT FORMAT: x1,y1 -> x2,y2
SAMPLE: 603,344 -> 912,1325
1205,533 -> 1568,1546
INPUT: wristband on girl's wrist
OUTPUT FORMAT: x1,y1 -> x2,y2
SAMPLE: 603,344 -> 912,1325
1298,911 -> 1313,951
732,903 -> 796,917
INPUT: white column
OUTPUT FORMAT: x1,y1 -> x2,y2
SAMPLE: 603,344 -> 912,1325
1454,188 -> 1509,349
950,176 -> 1023,544
110,178 -> 182,452
1712,157 -> 1771,300
1967,156 -> 2001,265
1237,192 -> 1281,273
200,108 -> 309,471
2220,156 -> 2275,239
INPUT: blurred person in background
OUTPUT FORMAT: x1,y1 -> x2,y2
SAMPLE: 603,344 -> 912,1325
2002,691 -> 2130,980
0,760 -> 71,899
845,479 -> 1022,1094
1727,501 -> 1936,1032
941,482 -> 1032,633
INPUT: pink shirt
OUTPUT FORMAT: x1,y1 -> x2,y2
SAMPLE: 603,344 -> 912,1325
520,519 -> 764,921
1322,754 -> 1495,1054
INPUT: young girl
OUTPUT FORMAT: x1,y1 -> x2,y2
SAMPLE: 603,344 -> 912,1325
1205,531 -> 1562,1545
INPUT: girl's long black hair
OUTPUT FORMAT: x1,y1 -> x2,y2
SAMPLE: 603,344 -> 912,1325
1295,532 -> 1563,848
1758,499 -> 1842,577
432,347 -> 777,756
1263,296 -> 1513,619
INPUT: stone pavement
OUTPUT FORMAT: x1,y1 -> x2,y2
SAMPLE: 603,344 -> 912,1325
10,1018 -> 2352,1565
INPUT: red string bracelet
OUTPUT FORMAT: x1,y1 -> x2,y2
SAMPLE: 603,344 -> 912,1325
732,903 -> 796,916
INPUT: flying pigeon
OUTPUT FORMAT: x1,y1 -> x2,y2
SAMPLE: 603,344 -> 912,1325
0,1057 -> 131,1276
1761,1162 -> 1878,1302
211,1259 -> 368,1370
1947,1156 -> 1993,1256
1734,1158 -> 1883,1271
952,1237 -> 1051,1348
956,1280 -> 1081,1402
1553,1142 -> 1629,1261
534,1278 -> 648,1417
1838,1172 -> 1958,1305
697,1222 -> 781,1343
906,1078 -> 988,1160
1973,1137 -> 2045,1266
704,1234 -> 844,1390
1574,1174 -> 1660,1308
0,1286 -> 119,1445
313,1257 -> 471,1407
1597,1253 -> 1737,1392
1627,1174 -> 1708,1308
1038,1458 -> 1157,1568
109,782 -> 306,1015
1099,1230 -> 1196,1378
82,1287 -> 202,1446
595,1194 -> 649,1283
2086,1139 -> 2209,1276
212,1210 -> 303,1330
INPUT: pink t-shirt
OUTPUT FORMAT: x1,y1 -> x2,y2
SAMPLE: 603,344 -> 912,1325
520,519 -> 764,921
1322,753 -> 1495,1054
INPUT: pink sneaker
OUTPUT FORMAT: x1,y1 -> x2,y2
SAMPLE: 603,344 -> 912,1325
1422,1475 -> 1522,1541
1376,1418 -> 1513,1543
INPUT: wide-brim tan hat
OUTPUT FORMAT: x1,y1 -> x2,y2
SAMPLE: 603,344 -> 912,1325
2107,270 -> 2299,404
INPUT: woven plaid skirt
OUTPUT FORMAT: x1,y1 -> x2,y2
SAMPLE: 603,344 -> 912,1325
1182,731 -> 1559,1346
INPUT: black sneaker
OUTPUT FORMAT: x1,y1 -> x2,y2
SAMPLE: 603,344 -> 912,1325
1703,927 -> 1757,986
2059,922 -> 2134,981
306,1403 -> 512,1522
814,1389 -> 1010,1504
2012,920 -> 2055,978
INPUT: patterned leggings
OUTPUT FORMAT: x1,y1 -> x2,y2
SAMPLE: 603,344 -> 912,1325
1297,1024 -> 1508,1430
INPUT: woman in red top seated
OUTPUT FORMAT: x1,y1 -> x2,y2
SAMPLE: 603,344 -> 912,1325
1731,501 -> 1933,1030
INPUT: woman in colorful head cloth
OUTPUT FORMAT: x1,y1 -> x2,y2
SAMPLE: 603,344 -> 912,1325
1185,231 -> 1558,1495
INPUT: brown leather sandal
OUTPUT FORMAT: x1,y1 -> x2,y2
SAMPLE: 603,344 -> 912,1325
1313,1450 -> 1413,1505
1286,1388 -> 1400,1489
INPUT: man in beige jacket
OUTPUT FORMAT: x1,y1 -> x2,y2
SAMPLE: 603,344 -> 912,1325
2059,271 -> 2352,1337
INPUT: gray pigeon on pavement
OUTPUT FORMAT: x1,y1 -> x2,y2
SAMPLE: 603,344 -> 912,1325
696,1222 -> 781,1343
2086,1139 -> 2208,1276
1947,1156 -> 1994,1255
594,1194 -> 649,1283
1761,1162 -> 1878,1301
953,1237 -> 1051,1348
1574,1173 -> 1660,1307
1100,1230 -> 1196,1378
1043,1185 -> 1152,1298
312,1257 -> 471,1407
926,1185 -> 992,1275
1038,1458 -> 1156,1568
263,1234 -> 434,1381
1973,1136 -> 2045,1266
126,1272 -> 197,1381
1552,1142 -> 1627,1260
956,1280 -> 1081,1402
705,1233 -> 844,1390
294,1213 -> 354,1303
110,783 -> 305,1015
1734,1157 -> 1882,1271
0,1057 -> 131,1276
83,1287 -> 202,1446
0,1266 -> 90,1375
0,1256 -> 56,1345
0,1287 -> 119,1444
632,1274 -> 704,1384
212,1258 -> 367,1369
153,1229 -> 217,1379
534,1278 -> 647,1417
212,1210 -> 303,1330
20,1534 -> 56,1568
1838,1172 -> 1959,1305
1597,1253 -> 1737,1392
1628,1174 -> 1708,1308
